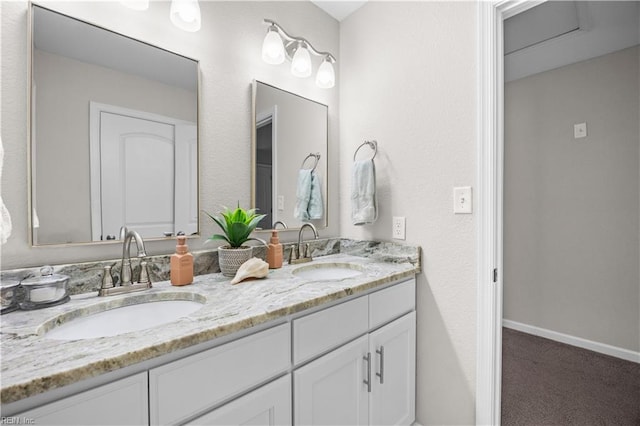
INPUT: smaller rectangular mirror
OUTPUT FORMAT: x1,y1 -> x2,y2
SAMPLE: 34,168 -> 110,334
252,81 -> 329,230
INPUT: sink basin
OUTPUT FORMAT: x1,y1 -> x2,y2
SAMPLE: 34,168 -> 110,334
292,263 -> 364,280
44,297 -> 204,340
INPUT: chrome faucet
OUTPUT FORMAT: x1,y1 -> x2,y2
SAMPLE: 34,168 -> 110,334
120,227 -> 147,285
99,227 -> 152,296
289,223 -> 319,264
273,220 -> 288,229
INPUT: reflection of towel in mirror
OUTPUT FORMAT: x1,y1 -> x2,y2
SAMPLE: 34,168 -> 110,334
308,172 -> 323,220
294,169 -> 312,221
294,169 -> 324,221
351,159 -> 377,225
0,137 -> 12,245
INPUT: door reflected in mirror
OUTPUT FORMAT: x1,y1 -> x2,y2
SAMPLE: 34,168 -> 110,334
30,5 -> 199,245
252,81 -> 328,231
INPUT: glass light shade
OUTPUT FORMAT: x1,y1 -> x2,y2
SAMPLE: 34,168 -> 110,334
262,29 -> 285,65
315,59 -> 335,88
291,44 -> 312,78
120,0 -> 149,10
170,0 -> 201,32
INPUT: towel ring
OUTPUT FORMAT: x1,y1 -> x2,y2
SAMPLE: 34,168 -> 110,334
353,140 -> 377,161
301,153 -> 321,172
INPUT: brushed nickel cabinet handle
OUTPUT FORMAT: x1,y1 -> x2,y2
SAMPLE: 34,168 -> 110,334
376,346 -> 385,384
363,352 -> 372,393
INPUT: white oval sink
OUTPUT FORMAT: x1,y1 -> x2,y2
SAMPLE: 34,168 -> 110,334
44,299 -> 204,340
292,263 -> 364,280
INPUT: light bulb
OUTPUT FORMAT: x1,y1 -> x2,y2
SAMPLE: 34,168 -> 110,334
315,59 -> 335,88
170,0 -> 201,32
262,28 -> 285,65
291,43 -> 312,78
120,0 -> 149,11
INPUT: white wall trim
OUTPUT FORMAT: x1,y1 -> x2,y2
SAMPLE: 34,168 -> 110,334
503,320 -> 640,364
476,1 -> 546,425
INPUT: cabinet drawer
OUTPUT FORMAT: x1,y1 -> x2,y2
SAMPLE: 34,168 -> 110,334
293,296 -> 368,365
369,279 -> 415,329
149,323 -> 290,425
19,372 -> 148,426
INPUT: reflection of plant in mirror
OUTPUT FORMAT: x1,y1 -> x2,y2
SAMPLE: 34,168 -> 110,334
205,205 -> 266,248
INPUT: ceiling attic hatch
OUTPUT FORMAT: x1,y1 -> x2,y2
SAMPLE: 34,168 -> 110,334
504,1 -> 586,55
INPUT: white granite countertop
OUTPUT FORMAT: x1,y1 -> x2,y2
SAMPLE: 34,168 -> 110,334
1,253 -> 418,404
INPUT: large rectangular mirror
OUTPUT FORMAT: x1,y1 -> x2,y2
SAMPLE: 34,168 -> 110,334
251,81 -> 328,230
30,5 -> 199,246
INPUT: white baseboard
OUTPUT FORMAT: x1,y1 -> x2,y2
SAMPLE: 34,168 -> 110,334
502,319 -> 640,364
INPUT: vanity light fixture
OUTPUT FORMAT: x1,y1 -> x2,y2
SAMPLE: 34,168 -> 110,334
170,0 -> 201,32
262,19 -> 336,89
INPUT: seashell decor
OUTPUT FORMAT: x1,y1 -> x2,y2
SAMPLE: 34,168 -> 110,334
230,257 -> 269,285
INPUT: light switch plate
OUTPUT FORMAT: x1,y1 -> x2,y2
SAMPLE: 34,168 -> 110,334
453,187 -> 473,214
277,196 -> 284,211
574,122 -> 587,139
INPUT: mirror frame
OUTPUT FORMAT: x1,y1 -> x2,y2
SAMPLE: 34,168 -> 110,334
27,4 -> 201,247
251,80 -> 329,232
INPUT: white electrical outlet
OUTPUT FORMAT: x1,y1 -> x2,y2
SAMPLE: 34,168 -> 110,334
454,187 -> 473,214
392,216 -> 406,240
277,196 -> 284,211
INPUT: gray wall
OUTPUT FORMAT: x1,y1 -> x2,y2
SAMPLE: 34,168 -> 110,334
340,2 -> 478,424
504,46 -> 640,352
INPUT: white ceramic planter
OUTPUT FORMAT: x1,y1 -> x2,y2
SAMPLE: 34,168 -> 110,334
218,246 -> 253,277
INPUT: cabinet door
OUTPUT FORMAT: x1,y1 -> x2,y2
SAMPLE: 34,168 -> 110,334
294,335 -> 369,426
187,375 -> 291,426
18,372 -> 148,426
369,312 -> 416,426
150,323 -> 290,425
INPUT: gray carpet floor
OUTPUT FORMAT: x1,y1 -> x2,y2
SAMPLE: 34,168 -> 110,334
501,328 -> 640,425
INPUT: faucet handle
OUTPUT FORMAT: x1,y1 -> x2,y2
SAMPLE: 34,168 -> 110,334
101,266 -> 114,290
288,246 -> 297,264
138,261 -> 152,288
303,243 -> 310,259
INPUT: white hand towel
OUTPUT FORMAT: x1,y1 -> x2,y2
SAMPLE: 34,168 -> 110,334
0,137 -> 12,245
294,169 -> 312,221
351,159 -> 377,225
308,171 -> 324,220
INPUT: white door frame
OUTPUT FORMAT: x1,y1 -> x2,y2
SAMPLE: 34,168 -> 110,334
476,1 -> 545,424
256,106 -> 278,223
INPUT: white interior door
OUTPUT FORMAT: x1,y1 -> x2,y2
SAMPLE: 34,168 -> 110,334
100,112 -> 175,239
174,123 -> 198,236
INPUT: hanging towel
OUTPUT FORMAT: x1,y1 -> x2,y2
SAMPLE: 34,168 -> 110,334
351,159 -> 377,225
0,137 -> 12,245
308,171 -> 324,220
294,169 -> 312,221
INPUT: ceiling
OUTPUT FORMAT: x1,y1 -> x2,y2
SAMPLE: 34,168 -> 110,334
33,5 -> 197,91
504,1 -> 640,82
310,0 -> 367,21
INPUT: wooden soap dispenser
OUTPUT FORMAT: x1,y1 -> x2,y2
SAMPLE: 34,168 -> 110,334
266,230 -> 283,269
171,236 -> 193,286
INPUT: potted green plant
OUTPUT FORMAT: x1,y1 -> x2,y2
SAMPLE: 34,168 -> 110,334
205,205 -> 266,277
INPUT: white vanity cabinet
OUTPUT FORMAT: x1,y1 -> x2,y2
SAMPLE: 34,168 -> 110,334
12,276 -> 416,426
293,279 -> 416,426
18,372 -> 148,425
148,323 -> 291,425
